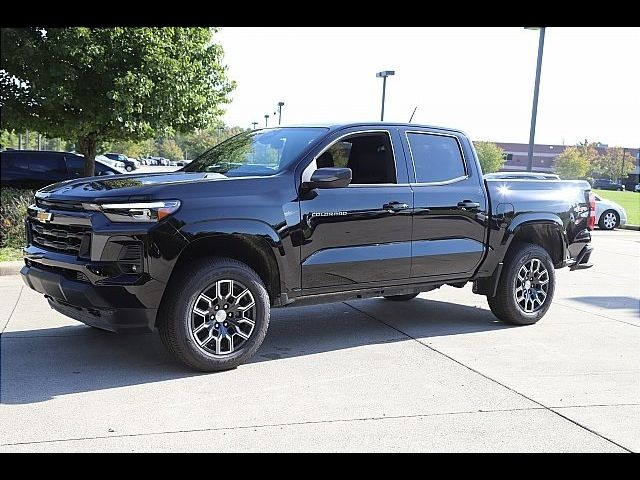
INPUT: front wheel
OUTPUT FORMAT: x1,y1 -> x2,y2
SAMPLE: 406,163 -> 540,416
158,257 -> 270,371
125,165 -> 133,172
599,210 -> 619,230
487,243 -> 555,326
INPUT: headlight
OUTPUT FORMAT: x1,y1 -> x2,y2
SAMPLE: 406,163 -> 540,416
83,200 -> 181,222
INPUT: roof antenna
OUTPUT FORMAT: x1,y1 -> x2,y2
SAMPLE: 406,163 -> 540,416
409,106 -> 418,123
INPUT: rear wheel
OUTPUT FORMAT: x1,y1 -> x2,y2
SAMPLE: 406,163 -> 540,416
158,257 -> 270,371
599,210 -> 619,230
487,243 -> 555,326
125,165 -> 133,172
383,293 -> 419,301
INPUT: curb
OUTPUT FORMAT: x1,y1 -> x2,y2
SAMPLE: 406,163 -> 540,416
0,261 -> 23,276
622,224 -> 640,231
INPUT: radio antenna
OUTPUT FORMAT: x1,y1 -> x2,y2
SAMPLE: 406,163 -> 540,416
409,106 -> 418,123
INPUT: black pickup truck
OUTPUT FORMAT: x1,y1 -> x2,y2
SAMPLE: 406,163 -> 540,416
21,123 -> 595,371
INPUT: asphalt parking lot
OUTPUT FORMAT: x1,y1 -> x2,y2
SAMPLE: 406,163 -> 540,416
1,229 -> 638,452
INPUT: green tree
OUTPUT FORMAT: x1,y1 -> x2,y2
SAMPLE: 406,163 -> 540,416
554,146 -> 590,179
1,27 -> 235,175
590,147 -> 636,180
156,138 -> 184,160
474,141 -> 505,173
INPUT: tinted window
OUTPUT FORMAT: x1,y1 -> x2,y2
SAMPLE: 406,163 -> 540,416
318,132 -> 396,184
407,133 -> 466,183
65,155 -> 85,175
29,153 -> 66,173
2,152 -> 29,170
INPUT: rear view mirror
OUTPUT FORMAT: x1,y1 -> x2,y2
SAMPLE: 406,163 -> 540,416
302,167 -> 352,190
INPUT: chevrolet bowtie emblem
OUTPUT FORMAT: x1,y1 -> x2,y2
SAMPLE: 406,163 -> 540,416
36,211 -> 53,223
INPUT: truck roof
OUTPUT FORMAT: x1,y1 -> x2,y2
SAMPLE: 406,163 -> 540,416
277,122 -> 467,135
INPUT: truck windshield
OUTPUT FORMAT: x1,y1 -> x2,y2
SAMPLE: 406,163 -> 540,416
183,127 -> 328,176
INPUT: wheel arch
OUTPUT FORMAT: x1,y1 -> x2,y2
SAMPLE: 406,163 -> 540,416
505,216 -> 566,268
169,219 -> 288,306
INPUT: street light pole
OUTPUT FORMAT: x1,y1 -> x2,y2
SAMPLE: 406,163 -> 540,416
252,122 -> 258,130
264,114 -> 269,127
526,27 -> 546,172
277,102 -> 285,125
376,70 -> 395,121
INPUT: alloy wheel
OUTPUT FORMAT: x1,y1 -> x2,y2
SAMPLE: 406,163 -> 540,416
513,258 -> 549,313
190,279 -> 256,356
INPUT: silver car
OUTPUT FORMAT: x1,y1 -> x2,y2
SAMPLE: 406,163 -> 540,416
594,194 -> 627,230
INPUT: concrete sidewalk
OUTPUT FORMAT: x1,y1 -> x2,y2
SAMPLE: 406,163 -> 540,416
1,230 -> 638,452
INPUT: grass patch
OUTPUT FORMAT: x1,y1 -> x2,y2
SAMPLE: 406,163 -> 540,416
593,189 -> 640,225
0,247 -> 23,262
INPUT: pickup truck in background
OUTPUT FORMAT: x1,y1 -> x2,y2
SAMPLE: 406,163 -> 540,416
20,123 -> 594,371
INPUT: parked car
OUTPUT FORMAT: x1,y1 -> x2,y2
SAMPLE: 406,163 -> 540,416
176,160 -> 191,167
20,123 -> 595,371
484,172 -> 561,180
169,161 -> 177,166
95,154 -> 126,171
104,152 -> 139,172
634,184 -> 640,193
593,194 -> 627,230
0,150 -> 122,189
592,178 -> 625,191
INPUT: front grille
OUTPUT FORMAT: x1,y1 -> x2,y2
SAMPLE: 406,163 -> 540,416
35,198 -> 84,211
118,244 -> 142,262
30,221 -> 91,256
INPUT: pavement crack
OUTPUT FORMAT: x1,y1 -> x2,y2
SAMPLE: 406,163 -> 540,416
1,406 -> 546,447
1,285 -> 23,335
554,301 -> 639,328
343,301 -> 634,453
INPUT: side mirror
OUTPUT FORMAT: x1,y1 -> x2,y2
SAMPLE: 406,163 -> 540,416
302,167 -> 352,190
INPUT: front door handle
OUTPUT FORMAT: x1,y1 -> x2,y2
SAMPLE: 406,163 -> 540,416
383,201 -> 410,212
457,200 -> 480,210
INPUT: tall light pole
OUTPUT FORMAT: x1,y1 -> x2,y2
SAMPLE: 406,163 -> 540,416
277,101 -> 285,125
376,70 -> 395,121
264,114 -> 269,127
252,121 -> 258,130
525,27 -> 546,172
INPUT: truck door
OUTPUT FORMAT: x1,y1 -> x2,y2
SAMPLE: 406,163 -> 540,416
298,128 -> 413,290
400,129 -> 488,279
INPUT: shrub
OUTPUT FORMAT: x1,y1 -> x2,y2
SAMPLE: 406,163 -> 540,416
0,187 -> 35,249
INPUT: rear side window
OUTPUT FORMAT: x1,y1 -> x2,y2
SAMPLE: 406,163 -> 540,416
407,133 -> 466,183
29,153 -> 66,173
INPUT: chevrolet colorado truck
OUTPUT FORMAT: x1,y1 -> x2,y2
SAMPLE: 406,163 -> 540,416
21,123 -> 595,371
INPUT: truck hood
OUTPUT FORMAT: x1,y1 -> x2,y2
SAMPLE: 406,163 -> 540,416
36,171 -> 230,201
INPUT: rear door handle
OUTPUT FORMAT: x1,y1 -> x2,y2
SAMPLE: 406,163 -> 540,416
457,201 -> 480,210
383,201 -> 410,212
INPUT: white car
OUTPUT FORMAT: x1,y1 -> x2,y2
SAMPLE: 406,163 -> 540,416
594,194 -> 627,230
634,183 -> 640,193
95,154 -> 126,171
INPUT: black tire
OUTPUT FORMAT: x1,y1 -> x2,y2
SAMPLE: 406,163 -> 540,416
125,165 -> 133,172
598,209 -> 619,230
487,243 -> 555,326
157,257 -> 270,372
383,293 -> 419,301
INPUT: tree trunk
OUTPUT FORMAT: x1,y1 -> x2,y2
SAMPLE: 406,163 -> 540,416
77,134 -> 98,177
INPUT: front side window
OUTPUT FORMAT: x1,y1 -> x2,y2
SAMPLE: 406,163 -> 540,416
315,132 -> 396,184
29,154 -> 65,173
407,133 -> 466,183
184,127 -> 327,177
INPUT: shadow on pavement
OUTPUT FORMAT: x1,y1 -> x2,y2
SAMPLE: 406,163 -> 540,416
569,296 -> 640,310
1,298 -> 509,405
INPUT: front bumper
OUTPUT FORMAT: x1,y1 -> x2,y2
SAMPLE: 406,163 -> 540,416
20,256 -> 165,332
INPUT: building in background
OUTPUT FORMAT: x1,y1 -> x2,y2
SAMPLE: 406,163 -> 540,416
494,142 -> 639,188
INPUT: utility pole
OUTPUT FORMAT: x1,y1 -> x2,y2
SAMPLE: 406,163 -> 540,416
264,114 -> 269,127
620,148 -> 627,184
252,122 -> 258,130
38,133 -> 42,150
526,27 -> 546,172
277,102 -> 285,125
18,133 -> 23,150
376,70 -> 395,121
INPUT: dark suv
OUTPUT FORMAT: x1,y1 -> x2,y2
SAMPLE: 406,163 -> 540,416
592,178 -> 624,191
0,150 -> 121,189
